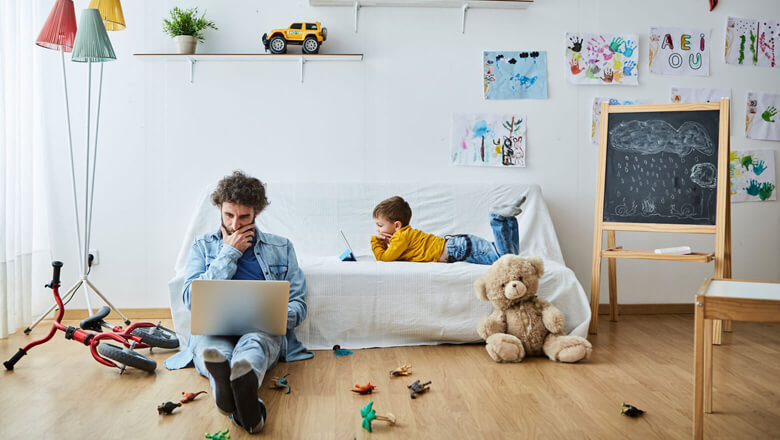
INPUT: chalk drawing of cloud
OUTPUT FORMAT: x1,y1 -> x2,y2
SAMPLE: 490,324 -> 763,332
690,163 -> 717,188
609,120 -> 714,156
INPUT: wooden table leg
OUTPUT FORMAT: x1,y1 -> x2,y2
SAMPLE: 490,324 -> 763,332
713,319 -> 722,345
704,318 -> 713,413
607,230 -> 618,322
694,300 -> 705,440
723,319 -> 733,332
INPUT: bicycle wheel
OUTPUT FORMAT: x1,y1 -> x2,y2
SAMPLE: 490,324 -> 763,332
97,343 -> 157,372
129,325 -> 180,349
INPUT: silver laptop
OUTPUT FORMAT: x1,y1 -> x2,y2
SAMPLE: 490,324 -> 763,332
190,280 -> 290,336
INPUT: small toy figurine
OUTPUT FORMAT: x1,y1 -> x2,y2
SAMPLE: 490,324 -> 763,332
351,382 -> 377,394
180,390 -> 208,403
332,344 -> 353,356
390,364 -> 412,377
407,380 -> 431,399
360,401 -> 397,433
205,428 -> 230,440
269,373 -> 291,394
621,402 -> 645,417
157,401 -> 182,415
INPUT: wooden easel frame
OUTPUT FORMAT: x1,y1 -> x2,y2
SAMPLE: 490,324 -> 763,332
589,99 -> 732,336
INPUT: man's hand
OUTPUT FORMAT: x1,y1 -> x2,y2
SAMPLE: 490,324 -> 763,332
221,223 -> 255,253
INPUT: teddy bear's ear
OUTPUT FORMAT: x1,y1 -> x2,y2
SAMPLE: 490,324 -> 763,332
528,257 -> 544,276
474,277 -> 489,301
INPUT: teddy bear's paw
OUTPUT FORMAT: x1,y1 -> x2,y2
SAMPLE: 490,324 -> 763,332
486,333 -> 525,363
544,335 -> 592,363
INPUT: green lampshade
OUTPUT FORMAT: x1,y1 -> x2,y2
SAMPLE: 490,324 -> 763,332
71,9 -> 116,62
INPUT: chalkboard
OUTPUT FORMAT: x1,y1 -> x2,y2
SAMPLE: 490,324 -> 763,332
602,109 -> 720,225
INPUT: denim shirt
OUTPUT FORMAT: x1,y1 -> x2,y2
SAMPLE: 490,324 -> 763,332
164,228 -> 313,370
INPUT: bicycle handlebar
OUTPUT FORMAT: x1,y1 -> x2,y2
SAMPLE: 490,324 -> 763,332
50,261 -> 63,287
4,348 -> 27,370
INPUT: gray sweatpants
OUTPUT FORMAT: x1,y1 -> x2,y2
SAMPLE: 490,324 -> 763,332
192,331 -> 283,395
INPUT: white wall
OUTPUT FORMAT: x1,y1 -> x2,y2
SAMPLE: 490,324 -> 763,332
36,0 -> 779,313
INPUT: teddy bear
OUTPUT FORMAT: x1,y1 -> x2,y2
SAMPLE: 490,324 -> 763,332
475,255 -> 592,363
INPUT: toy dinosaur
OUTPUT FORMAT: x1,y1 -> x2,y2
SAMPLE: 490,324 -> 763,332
270,373 -> 291,394
333,344 -> 353,356
205,428 -> 230,439
390,364 -> 412,377
157,401 -> 182,415
360,401 -> 396,433
180,390 -> 208,403
351,382 -> 376,394
407,380 -> 431,399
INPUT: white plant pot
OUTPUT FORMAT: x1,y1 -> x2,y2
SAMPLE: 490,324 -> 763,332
174,35 -> 198,54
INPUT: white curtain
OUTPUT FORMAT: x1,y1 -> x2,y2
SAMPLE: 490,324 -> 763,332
0,1 -> 53,338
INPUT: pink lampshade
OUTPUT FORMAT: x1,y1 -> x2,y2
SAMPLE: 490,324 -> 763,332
35,0 -> 77,52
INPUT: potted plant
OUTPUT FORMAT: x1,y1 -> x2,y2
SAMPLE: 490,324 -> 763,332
162,7 -> 217,54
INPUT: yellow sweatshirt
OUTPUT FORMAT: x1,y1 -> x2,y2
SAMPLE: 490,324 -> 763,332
371,225 -> 447,262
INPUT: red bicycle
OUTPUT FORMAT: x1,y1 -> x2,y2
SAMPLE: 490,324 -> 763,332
4,261 -> 179,374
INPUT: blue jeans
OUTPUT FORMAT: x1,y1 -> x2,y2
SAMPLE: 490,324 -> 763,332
192,331 -> 283,395
445,214 -> 519,265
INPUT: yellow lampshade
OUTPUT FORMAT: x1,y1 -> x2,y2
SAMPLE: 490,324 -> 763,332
88,0 -> 125,31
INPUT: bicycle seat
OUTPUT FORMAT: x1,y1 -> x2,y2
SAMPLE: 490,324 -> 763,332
80,306 -> 111,331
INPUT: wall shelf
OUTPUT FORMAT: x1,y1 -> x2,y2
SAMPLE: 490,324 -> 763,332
310,0 -> 533,33
133,53 -> 364,83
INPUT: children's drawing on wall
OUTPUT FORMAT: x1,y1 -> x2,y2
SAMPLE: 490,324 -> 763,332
591,97 -> 650,144
483,51 -> 547,99
730,149 -> 776,202
649,27 -> 710,76
670,87 -> 730,104
605,119 -> 717,223
725,17 -> 779,68
746,91 -> 780,141
565,32 -> 639,85
451,113 -> 526,168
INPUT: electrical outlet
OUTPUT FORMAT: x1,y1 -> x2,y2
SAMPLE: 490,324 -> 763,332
89,249 -> 99,266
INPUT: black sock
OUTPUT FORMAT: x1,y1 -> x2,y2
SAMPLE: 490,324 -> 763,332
230,360 -> 266,434
202,349 -> 235,414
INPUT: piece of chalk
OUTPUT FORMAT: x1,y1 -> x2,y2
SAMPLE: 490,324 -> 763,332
654,246 -> 692,255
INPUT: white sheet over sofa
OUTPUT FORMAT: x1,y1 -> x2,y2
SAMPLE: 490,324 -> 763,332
168,183 -> 591,350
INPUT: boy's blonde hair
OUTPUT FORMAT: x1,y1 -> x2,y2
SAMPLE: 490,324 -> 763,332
373,196 -> 412,226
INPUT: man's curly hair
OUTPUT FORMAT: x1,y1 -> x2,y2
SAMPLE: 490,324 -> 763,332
211,170 -> 269,214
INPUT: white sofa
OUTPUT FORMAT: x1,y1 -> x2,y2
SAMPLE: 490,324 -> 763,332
168,183 -> 591,350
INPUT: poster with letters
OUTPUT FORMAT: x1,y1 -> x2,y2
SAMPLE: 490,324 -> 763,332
649,27 -> 710,76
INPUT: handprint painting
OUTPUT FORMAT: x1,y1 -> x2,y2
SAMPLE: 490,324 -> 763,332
730,149 -> 776,202
746,91 -> 780,141
649,27 -> 710,76
483,51 -> 548,99
725,17 -> 779,68
565,32 -> 639,85
451,113 -> 526,167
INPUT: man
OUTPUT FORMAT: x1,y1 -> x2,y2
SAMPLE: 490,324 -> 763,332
165,170 -> 312,434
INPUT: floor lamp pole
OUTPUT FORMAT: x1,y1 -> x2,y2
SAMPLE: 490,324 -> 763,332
24,58 -> 131,335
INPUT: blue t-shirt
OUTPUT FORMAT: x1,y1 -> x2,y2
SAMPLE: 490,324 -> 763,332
232,235 -> 265,281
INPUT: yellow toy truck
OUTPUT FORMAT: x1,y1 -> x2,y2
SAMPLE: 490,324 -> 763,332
262,22 -> 327,54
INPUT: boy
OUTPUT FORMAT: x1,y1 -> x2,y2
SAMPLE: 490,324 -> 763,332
371,195 -> 526,265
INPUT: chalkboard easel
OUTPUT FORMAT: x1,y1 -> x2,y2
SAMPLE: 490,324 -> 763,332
589,99 -> 732,336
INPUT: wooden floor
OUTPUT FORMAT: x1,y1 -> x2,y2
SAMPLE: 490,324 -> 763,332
2,315 -> 779,439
